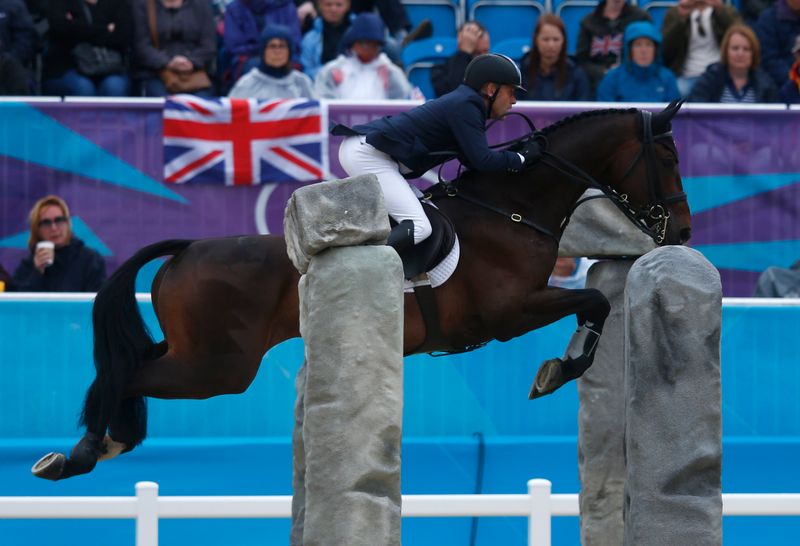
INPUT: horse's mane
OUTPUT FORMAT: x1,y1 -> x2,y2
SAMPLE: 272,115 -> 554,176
540,108 -> 638,136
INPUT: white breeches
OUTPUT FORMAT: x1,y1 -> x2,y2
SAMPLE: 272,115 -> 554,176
338,135 -> 432,244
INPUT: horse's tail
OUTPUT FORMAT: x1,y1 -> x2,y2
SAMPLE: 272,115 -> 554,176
79,239 -> 194,448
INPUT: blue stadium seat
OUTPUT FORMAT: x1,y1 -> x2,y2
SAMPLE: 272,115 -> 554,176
643,1 -> 676,32
493,38 -> 531,63
555,0 -> 597,56
403,0 -> 463,38
402,37 -> 458,99
467,0 -> 545,42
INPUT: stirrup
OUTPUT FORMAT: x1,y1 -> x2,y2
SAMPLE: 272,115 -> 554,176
387,220 -> 414,252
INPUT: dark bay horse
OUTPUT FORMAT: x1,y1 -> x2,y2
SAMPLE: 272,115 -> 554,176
33,103 -> 691,481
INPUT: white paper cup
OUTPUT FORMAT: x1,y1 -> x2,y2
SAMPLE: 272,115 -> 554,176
36,241 -> 55,266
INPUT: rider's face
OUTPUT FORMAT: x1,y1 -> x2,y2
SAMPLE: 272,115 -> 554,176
490,84 -> 517,119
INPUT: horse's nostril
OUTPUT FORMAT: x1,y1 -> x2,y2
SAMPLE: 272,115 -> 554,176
680,228 -> 692,243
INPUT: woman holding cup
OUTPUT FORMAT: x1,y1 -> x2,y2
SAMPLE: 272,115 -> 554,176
11,195 -> 106,292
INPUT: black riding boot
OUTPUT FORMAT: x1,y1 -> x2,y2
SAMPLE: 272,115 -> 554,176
387,220 -> 414,252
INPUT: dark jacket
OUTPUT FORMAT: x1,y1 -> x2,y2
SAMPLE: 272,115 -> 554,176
430,50 -> 473,98
575,1 -> 652,86
351,0 -> 409,35
519,55 -> 593,101
131,0 -> 216,77
688,61 -> 780,102
0,0 -> 37,64
223,0 -> 301,60
755,0 -> 800,87
349,84 -> 523,178
12,237 -> 106,292
661,4 -> 741,76
43,0 -> 133,79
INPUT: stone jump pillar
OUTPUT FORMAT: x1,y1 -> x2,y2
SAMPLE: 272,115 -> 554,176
561,191 -> 721,545
623,245 -> 722,545
284,175 -> 405,546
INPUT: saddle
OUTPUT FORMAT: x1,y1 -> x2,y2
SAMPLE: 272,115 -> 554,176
393,200 -> 457,280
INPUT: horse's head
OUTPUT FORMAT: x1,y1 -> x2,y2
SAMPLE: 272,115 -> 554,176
607,101 -> 692,245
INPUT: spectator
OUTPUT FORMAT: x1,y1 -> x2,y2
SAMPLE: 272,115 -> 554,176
742,0 -> 775,26
42,0 -> 132,97
12,195 -> 106,292
662,0 -> 741,97
351,0 -> 409,44
301,0 -> 354,80
430,21 -> 489,98
575,0 -> 651,90
314,13 -> 411,100
223,0 -> 302,83
689,24 -> 779,102
597,21 -> 681,102
519,14 -> 592,101
314,12 -> 411,99
548,257 -> 597,289
780,34 -> 800,102
755,0 -> 800,88
0,0 -> 37,94
0,262 -> 15,291
229,23 -> 314,97
132,0 -> 216,97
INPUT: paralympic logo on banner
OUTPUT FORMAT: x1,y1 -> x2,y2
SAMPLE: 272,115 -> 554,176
163,96 -> 329,186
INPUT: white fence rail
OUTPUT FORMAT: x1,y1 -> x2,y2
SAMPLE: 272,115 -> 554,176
2,480 -> 800,546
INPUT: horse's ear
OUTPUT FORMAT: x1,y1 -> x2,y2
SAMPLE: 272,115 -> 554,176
652,100 -> 684,135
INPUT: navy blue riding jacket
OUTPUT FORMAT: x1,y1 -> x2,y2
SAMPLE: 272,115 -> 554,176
350,84 -> 524,179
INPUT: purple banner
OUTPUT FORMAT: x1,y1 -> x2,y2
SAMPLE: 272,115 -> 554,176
1,101 -> 798,296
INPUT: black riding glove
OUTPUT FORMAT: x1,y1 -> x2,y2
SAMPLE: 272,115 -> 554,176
519,139 -> 541,167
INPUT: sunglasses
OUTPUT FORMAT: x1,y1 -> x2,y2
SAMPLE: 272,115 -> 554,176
38,216 -> 68,229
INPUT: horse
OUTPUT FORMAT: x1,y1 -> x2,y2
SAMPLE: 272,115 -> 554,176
32,102 -> 692,481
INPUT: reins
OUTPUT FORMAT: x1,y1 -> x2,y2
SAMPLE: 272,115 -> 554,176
430,110 -> 685,245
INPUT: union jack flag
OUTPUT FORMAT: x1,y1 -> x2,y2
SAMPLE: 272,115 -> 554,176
163,95 -> 329,185
590,34 -> 623,58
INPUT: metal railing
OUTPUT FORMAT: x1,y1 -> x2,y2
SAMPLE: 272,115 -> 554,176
2,480 -> 800,546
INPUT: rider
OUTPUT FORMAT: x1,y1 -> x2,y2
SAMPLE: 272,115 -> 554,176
335,53 -> 542,251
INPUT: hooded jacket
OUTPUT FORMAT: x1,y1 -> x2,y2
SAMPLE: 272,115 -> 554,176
228,24 -> 314,98
596,21 -> 681,102
12,237 -> 106,292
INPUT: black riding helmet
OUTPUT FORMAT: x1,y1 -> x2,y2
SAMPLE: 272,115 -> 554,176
463,54 -> 525,117
463,53 -> 526,92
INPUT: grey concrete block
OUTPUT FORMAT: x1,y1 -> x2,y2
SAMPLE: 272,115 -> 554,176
284,175 -> 391,274
623,245 -> 722,546
559,190 -> 657,258
578,259 -> 633,546
298,245 -> 404,546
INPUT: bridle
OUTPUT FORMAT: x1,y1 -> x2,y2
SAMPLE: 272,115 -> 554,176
433,110 -> 686,245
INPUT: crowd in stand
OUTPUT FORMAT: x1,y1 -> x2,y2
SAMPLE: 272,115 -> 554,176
0,0 -> 797,103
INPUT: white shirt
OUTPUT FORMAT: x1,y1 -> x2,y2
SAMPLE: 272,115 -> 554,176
682,7 -> 721,78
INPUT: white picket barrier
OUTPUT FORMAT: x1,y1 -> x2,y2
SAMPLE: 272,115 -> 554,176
2,481 -> 800,546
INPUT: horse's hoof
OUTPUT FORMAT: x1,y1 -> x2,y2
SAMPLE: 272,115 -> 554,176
31,452 -> 66,481
529,358 -> 565,399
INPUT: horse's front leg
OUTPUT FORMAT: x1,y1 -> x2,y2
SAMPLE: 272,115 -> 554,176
526,287 -> 611,399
